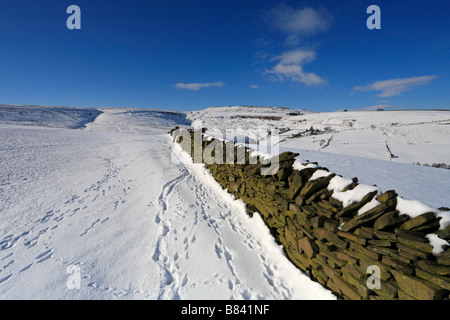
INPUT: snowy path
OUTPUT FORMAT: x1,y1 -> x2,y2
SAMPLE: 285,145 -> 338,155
0,109 -> 334,300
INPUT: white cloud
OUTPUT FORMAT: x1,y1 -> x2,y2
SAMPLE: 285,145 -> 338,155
271,49 -> 316,65
173,81 -> 225,91
264,49 -> 327,86
267,4 -> 333,45
250,85 -> 260,89
353,76 -> 438,98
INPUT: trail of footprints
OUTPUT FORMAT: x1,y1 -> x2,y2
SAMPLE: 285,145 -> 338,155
151,163 -> 293,300
0,153 -> 132,287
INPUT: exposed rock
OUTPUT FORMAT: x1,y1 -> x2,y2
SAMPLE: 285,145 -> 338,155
298,236 -> 319,258
335,190 -> 378,219
337,231 -> 367,246
299,174 -> 336,200
416,268 -> 450,291
416,260 -> 450,276
377,190 -> 398,202
392,270 -> 448,300
401,212 -> 437,230
341,199 -> 397,232
374,211 -> 409,230
437,250 -> 450,266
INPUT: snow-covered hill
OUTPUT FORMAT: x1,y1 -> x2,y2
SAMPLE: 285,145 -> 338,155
0,104 -> 448,300
0,105 -> 333,300
0,104 -> 103,129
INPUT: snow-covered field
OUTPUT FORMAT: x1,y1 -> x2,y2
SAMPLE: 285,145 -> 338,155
0,105 -> 334,300
192,106 -> 450,209
0,104 -> 449,300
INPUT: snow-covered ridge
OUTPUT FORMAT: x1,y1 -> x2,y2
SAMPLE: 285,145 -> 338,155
0,104 -> 103,129
0,104 -> 191,131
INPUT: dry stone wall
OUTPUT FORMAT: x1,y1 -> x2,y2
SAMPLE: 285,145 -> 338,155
171,128 -> 450,300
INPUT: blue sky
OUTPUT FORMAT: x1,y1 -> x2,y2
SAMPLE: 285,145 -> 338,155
0,0 -> 449,112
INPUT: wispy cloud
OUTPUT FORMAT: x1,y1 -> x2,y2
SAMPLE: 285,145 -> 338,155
173,81 -> 225,91
264,49 -> 327,86
267,4 -> 333,45
352,76 -> 438,98
250,84 -> 260,89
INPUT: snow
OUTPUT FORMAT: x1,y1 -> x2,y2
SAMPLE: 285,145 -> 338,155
331,184 -> 379,209
0,104 -> 334,300
309,169 -> 333,181
437,210 -> 450,230
1,104 -> 449,300
292,160 -> 320,171
396,197 -> 436,219
357,198 -> 381,216
426,234 -> 449,256
327,175 -> 353,193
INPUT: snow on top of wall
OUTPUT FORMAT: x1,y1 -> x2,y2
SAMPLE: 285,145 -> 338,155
331,184 -> 379,208
426,234 -> 450,256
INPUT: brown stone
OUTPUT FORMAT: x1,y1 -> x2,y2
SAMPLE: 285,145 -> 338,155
348,241 -> 379,260
340,199 -> 397,232
313,228 -> 348,249
355,227 -> 377,239
397,289 -> 416,300
311,268 -> 328,286
437,250 -> 450,266
437,225 -> 450,241
299,174 -> 336,200
416,268 -> 450,291
314,240 -> 337,253
320,250 -> 347,268
323,269 -> 361,300
394,228 -> 428,242
375,230 -> 398,241
397,236 -> 434,254
311,216 -> 326,228
416,260 -> 450,276
335,190 -> 378,219
366,246 -> 411,264
392,270 -> 447,300
326,278 -> 342,296
342,262 -> 364,280
401,212 -> 437,230
337,231 -> 367,246
288,203 -> 302,216
298,237 -> 318,258
374,211 -> 409,230
357,257 -> 392,281
377,190 -> 398,202
324,219 -> 341,232
381,256 -> 414,275
335,250 -> 358,264
396,242 -> 430,260
284,225 -> 298,250
288,171 -> 304,199
305,189 -> 330,205
368,239 -> 393,247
